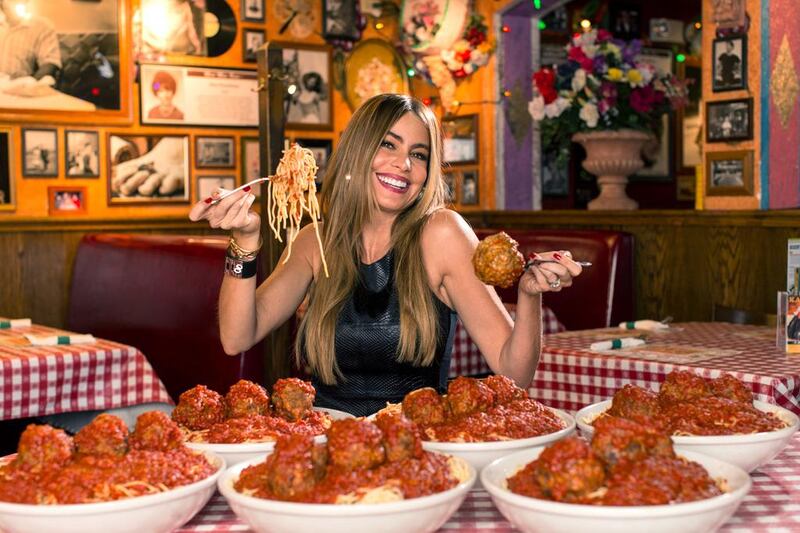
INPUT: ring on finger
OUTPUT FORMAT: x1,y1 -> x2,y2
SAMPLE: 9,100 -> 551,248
549,278 -> 561,289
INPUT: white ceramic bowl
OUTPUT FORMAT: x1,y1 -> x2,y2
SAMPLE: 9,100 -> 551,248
0,452 -> 224,533
218,452 -> 476,533
576,399 -> 800,472
421,408 -> 575,488
186,407 -> 354,467
481,447 -> 751,533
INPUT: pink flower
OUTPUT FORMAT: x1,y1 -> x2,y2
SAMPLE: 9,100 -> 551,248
629,85 -> 663,114
567,46 -> 594,72
596,29 -> 612,42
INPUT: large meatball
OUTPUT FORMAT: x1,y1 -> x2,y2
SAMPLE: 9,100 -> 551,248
326,419 -> 385,470
591,415 -> 673,468
129,410 -> 184,451
531,436 -> 606,502
472,232 -> 525,288
73,413 -> 129,456
226,379 -> 271,418
375,411 -> 423,462
272,378 -> 315,421
484,374 -> 527,405
262,434 -> 327,499
607,384 -> 662,421
447,376 -> 495,418
402,387 -> 448,426
658,370 -> 711,406
171,384 -> 226,430
709,373 -> 753,404
15,424 -> 73,472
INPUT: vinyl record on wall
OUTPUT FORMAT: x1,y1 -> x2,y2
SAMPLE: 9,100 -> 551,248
204,0 -> 237,57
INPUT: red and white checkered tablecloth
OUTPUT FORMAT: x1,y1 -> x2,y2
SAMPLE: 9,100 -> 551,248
530,322 -> 800,415
179,432 -> 800,533
0,321 -> 172,421
449,305 -> 565,378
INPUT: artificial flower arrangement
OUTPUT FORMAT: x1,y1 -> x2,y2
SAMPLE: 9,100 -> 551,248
439,14 -> 494,79
529,29 -> 688,159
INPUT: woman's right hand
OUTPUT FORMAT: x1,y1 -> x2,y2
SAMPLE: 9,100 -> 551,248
188,188 -> 260,241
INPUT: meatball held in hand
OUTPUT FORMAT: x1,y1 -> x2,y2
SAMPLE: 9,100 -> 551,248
472,232 -> 525,288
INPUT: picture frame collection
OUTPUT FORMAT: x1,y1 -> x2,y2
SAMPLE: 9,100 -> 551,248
0,0 -> 339,215
705,4 -> 753,202
441,114 -> 480,207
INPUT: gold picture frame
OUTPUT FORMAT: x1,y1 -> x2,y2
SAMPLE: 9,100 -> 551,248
706,150 -> 753,197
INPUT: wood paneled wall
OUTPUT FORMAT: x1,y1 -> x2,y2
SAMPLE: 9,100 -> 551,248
2,210 -> 799,332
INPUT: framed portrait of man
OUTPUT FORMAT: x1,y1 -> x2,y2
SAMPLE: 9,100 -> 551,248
713,35 -> 747,92
0,0 -> 130,123
281,44 -> 333,130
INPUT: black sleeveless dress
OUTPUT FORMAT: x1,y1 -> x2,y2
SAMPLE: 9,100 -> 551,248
312,250 -> 457,417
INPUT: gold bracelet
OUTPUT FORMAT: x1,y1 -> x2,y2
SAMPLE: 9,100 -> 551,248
229,235 -> 262,260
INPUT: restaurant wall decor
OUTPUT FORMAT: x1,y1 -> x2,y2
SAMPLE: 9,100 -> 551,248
706,150 -> 754,197
107,134 -> 190,204
48,185 -> 87,216
65,130 -> 101,178
0,128 -> 14,211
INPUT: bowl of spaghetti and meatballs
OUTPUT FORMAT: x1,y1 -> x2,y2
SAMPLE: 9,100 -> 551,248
0,411 -> 223,533
377,375 -> 575,486
575,370 -> 799,472
174,378 -> 353,466
218,415 -> 475,533
481,416 -> 751,533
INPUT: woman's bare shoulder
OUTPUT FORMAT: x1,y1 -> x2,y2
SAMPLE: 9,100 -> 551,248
422,208 -> 478,246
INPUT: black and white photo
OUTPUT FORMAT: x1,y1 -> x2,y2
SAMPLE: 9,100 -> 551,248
241,0 -> 265,22
713,36 -> 746,92
0,128 -> 13,210
706,150 -> 753,196
706,98 -> 753,142
65,130 -> 100,177
195,136 -> 235,168
461,169 -> 479,205
442,114 -> 478,165
296,138 -> 332,188
1,0 -> 124,115
197,175 -> 235,201
107,134 -> 190,204
323,0 -> 360,41
138,0 -> 206,56
243,29 -> 265,63
22,128 -> 58,177
282,45 -> 332,130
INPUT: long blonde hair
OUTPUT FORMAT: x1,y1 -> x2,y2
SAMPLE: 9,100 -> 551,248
296,94 -> 449,384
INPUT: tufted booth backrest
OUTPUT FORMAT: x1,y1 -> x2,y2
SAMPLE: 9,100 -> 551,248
67,233 -> 264,401
473,228 -> 635,330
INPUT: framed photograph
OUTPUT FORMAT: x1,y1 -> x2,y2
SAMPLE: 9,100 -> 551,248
0,128 -> 14,210
323,0 -> 360,40
713,36 -> 747,92
281,44 -> 333,130
706,150 -> 754,196
48,186 -> 87,215
107,134 -> 190,204
636,48 -> 673,77
706,98 -> 753,142
443,169 -> 457,203
241,0 -> 265,22
195,136 -> 235,168
635,114 -> 672,181
442,114 -> 478,165
197,175 -> 236,201
242,28 -> 265,63
296,138 -> 333,188
712,0 -> 746,29
241,137 -> 263,197
676,63 -> 703,174
65,130 -> 100,177
610,4 -> 641,40
140,64 -> 258,127
0,0 -> 128,121
22,128 -> 58,177
461,168 -> 479,205
139,0 -> 206,56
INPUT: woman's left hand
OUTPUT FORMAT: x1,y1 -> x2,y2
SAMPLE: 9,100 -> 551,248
518,250 -> 583,296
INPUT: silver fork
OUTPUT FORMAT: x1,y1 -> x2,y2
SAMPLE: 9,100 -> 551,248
524,258 -> 592,269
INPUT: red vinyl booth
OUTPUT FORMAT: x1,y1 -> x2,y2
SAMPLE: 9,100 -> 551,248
67,234 -> 265,401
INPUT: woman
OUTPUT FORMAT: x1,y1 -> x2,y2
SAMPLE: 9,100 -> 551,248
189,94 -> 582,416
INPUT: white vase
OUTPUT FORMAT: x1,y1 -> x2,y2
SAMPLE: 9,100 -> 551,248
572,129 -> 651,210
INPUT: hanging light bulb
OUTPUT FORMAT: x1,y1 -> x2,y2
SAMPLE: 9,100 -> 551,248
580,19 -> 592,30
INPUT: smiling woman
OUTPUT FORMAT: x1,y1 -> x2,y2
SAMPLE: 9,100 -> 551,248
188,93 -> 584,418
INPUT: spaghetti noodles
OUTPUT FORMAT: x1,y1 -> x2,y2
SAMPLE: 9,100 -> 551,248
267,142 -> 329,277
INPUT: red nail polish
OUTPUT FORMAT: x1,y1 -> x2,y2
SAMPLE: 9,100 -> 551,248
527,253 -> 540,260
243,186 -> 251,192
553,253 -> 563,261
204,197 -> 213,204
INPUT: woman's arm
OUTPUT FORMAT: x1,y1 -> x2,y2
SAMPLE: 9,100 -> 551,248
422,210 -> 581,386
